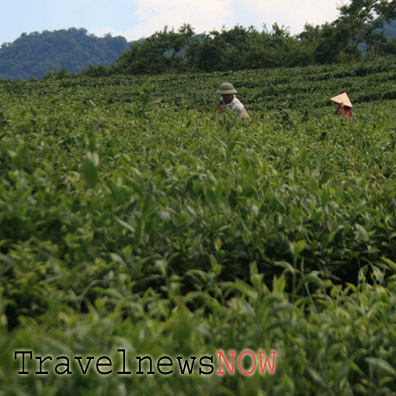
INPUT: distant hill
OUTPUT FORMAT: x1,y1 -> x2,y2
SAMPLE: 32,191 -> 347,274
0,28 -> 131,80
384,19 -> 396,38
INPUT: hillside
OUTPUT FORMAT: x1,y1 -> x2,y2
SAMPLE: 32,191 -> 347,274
384,19 -> 396,38
0,28 -> 130,80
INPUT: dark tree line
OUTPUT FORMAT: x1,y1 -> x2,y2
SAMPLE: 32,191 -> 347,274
113,0 -> 396,75
115,23 -> 315,75
114,1 -> 396,75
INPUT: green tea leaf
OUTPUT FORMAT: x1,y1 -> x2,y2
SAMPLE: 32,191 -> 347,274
83,157 -> 98,188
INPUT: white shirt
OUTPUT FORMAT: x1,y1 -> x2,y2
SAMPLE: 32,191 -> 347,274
223,97 -> 249,118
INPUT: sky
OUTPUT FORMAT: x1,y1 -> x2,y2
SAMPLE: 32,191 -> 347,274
1,0 -> 348,46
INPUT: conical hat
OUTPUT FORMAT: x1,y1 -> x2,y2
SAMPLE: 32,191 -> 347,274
331,93 -> 352,108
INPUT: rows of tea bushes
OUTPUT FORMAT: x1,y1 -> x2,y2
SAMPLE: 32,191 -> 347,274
0,61 -> 396,395
2,58 -> 396,113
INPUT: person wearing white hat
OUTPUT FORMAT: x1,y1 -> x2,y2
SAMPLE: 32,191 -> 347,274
216,82 -> 249,118
331,93 -> 353,120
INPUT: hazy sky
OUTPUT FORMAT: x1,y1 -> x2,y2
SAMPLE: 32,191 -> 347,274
1,0 -> 348,45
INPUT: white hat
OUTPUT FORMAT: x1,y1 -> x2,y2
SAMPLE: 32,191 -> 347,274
331,93 -> 352,108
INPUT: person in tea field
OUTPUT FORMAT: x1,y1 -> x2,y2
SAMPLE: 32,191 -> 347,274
331,92 -> 353,120
216,82 -> 249,118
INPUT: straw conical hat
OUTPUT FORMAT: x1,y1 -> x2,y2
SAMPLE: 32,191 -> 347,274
331,93 -> 352,108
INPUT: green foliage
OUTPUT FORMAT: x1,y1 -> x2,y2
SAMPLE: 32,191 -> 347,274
115,16 -> 396,76
1,61 -> 396,394
335,1 -> 396,60
115,24 -> 328,76
117,25 -> 194,75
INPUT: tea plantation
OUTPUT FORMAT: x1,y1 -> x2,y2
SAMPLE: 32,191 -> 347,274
0,60 -> 396,395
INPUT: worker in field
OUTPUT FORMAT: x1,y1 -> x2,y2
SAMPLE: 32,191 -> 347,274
331,92 -> 352,120
216,82 -> 249,118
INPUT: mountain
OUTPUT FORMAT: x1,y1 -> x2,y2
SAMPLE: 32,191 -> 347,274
384,19 -> 396,38
0,28 -> 130,80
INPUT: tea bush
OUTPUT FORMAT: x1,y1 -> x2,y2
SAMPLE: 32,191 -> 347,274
1,61 -> 396,395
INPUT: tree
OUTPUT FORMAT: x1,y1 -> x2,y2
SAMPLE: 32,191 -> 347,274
185,28 -> 238,72
117,26 -> 195,75
336,0 -> 396,60
300,22 -> 359,64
